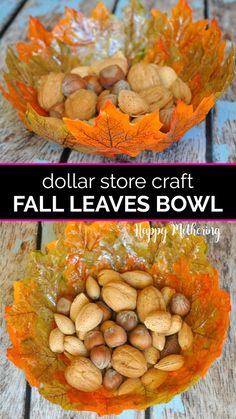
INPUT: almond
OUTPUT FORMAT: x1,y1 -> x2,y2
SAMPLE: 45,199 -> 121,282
118,90 -> 149,116
137,286 -> 166,322
70,293 -> 89,322
97,269 -> 122,286
144,346 -> 160,365
171,78 -> 192,104
64,336 -> 88,356
165,315 -> 182,336
161,287 -> 176,306
141,368 -> 167,390
90,51 -> 128,76
139,85 -> 173,110
65,357 -> 102,392
121,270 -> 153,289
49,328 -> 64,353
112,345 -> 147,378
54,313 -> 75,335
178,321 -> 193,350
38,72 -> 64,111
75,303 -> 103,332
152,332 -> 166,351
117,378 -> 144,395
144,311 -> 172,333
154,354 -> 184,371
71,66 -> 91,78
86,276 -> 100,300
102,281 -> 137,312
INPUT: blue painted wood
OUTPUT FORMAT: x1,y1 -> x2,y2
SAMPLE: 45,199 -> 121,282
0,0 -> 23,32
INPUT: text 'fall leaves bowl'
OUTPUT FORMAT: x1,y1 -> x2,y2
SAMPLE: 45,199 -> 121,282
6,222 -> 230,415
1,0 -> 235,158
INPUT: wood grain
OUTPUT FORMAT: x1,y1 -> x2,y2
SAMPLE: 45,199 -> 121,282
0,222 -> 38,419
209,0 -> 236,162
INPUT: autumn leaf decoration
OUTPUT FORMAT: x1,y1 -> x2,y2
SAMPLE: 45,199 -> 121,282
6,222 -> 230,415
1,0 -> 234,157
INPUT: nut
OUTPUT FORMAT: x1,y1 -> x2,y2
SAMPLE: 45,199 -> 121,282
84,330 -> 105,351
56,297 -> 71,315
96,301 -> 112,321
75,303 -> 103,332
129,325 -> 152,350
117,378 -> 143,395
157,66 -> 178,89
62,73 -> 86,97
139,86 -> 173,110
49,102 -> 65,118
144,311 -> 172,333
65,89 -> 97,120
104,325 -> 127,348
65,357 -> 102,392
90,52 -> 128,76
137,286 -> 166,322
90,345 -> 112,369
97,269 -> 122,286
127,63 -> 161,92
49,328 -> 64,353
103,368 -> 123,391
170,293 -> 191,316
70,293 -> 90,322
54,313 -> 75,335
118,90 -> 149,116
86,276 -> 100,300
100,64 -> 125,88
121,270 -> 153,289
77,330 -> 88,340
144,347 -> 160,365
165,315 -> 182,336
116,311 -> 138,331
154,354 -> 184,371
141,368 -> 167,390
100,320 -> 116,333
152,332 -> 166,351
111,80 -> 130,95
178,321 -> 193,351
161,287 -> 176,306
171,78 -> 192,104
161,334 -> 181,358
38,72 -> 65,111
97,93 -> 118,112
112,345 -> 147,378
102,281 -> 137,312
71,66 -> 91,78
84,75 -> 103,95
64,336 -> 88,356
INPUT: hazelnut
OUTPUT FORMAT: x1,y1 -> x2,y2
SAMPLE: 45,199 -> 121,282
100,320 -> 116,333
84,330 -> 105,351
65,357 -> 102,392
90,345 -> 111,369
96,301 -> 112,321
84,75 -> 103,95
62,73 -> 86,97
161,334 -> 181,358
90,52 -> 128,76
111,80 -> 130,95
49,102 -> 65,118
103,368 -> 123,391
116,311 -> 138,331
104,325 -> 127,348
56,297 -> 71,315
65,89 -> 97,120
129,325 -> 152,350
99,64 -> 125,88
170,293 -> 191,316
97,93 -> 118,112
38,72 -> 65,111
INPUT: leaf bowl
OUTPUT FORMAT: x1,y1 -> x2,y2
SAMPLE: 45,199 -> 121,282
6,222 -> 230,415
1,0 -> 234,158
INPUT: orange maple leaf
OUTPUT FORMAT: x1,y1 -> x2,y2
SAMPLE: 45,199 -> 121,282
64,102 -> 165,157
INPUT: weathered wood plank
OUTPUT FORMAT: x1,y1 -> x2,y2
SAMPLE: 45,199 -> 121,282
0,222 -> 38,419
0,0 -> 24,33
151,223 -> 236,419
0,0 -> 116,163
209,0 -> 236,162
69,0 -> 207,163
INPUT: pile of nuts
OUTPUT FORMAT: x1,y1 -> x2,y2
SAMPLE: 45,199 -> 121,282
49,269 -> 194,395
38,51 -> 192,131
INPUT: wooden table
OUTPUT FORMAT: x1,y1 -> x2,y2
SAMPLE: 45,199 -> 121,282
0,0 -> 235,163
0,221 -> 235,419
